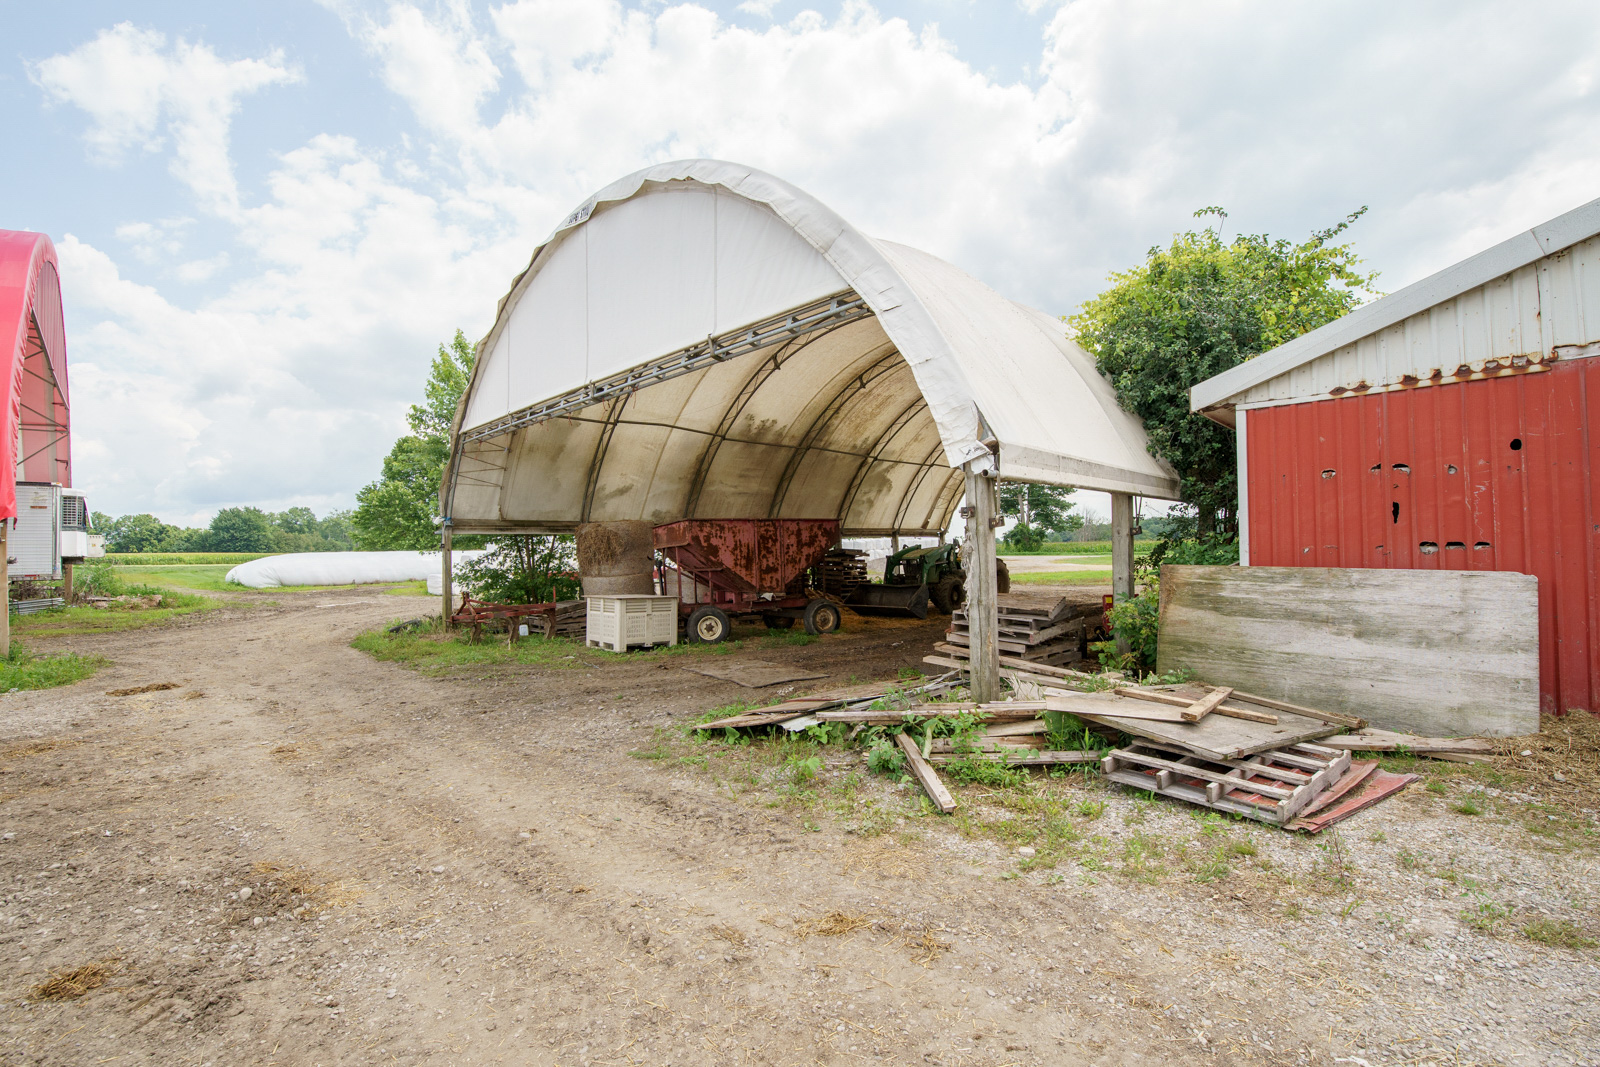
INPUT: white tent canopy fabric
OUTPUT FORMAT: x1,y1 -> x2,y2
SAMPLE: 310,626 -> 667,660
445,160 -> 1178,536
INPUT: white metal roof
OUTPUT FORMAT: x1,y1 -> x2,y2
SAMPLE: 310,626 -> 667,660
1191,196 -> 1600,421
445,160 -> 1178,536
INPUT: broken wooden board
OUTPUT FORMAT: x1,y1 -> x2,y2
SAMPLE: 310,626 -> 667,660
815,705 -> 1041,724
1103,741 -> 1351,825
896,732 -> 956,813
1046,689 -> 1342,761
1286,762 -> 1420,832
933,643 -> 1099,683
1111,686 -> 1276,724
927,750 -> 1100,766
1318,730 -> 1497,754
683,660 -> 828,688
1157,564 -> 1538,737
1046,692 -> 1189,722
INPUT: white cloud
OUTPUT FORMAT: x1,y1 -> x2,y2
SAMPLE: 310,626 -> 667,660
32,22 -> 300,217
736,0 -> 780,17
37,0 -> 1600,522
359,2 -> 500,137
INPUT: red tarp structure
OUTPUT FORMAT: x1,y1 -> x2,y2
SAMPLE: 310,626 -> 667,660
0,230 -> 71,519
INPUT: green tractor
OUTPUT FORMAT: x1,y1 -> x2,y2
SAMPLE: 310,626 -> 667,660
845,541 -> 1009,618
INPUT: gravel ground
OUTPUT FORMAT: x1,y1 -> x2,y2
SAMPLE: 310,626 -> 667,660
0,587 -> 1594,1066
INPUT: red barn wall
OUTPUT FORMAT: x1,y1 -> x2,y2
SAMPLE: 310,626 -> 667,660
1245,358 -> 1599,715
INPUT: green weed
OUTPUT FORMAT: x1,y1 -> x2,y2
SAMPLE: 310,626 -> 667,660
1520,918 -> 1597,950
1460,894 -> 1514,935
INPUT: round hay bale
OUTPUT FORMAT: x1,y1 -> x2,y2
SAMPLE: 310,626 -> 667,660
575,521 -> 655,577
581,572 -> 657,596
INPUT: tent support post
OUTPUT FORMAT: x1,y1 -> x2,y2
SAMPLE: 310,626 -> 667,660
1111,492 -> 1134,656
441,528 -> 453,631
963,463 -> 1000,703
0,523 -> 9,656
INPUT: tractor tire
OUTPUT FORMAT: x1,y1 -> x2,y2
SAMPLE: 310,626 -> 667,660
802,598 -> 842,636
763,614 -> 795,630
996,558 -> 1011,594
930,575 -> 965,615
687,605 -> 732,644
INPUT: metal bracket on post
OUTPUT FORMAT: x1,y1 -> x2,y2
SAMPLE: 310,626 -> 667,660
958,506 -> 975,519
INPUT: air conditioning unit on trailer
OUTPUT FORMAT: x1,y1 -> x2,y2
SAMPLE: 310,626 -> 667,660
10,483 -> 100,581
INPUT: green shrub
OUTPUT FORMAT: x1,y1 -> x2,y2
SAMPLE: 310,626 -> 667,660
1104,584 -> 1160,671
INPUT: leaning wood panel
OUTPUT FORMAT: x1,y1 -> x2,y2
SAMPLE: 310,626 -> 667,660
1156,565 -> 1538,737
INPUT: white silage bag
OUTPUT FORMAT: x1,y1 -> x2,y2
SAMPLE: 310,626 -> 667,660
225,550 -> 486,589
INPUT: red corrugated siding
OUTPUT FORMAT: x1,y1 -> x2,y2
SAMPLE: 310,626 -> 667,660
1247,359 -> 1600,714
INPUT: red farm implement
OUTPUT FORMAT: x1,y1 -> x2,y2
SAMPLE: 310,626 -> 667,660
652,519 -> 845,643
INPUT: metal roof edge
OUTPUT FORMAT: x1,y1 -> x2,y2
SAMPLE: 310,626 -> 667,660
1189,196 -> 1600,413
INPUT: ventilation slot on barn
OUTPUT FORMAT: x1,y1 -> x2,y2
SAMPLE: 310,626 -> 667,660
1418,541 -> 1439,555
1446,541 -> 1466,551
1474,542 -> 1492,551
1392,463 -> 1411,473
1446,464 -> 1459,474
1321,469 -> 1336,479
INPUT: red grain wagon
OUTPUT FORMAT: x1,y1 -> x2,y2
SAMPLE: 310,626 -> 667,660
652,519 -> 844,643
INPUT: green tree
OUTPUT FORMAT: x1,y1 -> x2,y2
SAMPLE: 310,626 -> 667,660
1071,207 -> 1378,535
272,506 -> 319,535
209,507 -> 277,552
90,510 -> 112,531
999,482 -> 1079,550
103,513 -> 176,553
352,330 -> 474,550
455,536 -> 580,604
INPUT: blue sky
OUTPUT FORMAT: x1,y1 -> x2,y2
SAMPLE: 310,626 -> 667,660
7,0 -> 1600,524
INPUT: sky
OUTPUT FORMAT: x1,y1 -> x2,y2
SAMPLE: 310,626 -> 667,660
6,0 -> 1600,527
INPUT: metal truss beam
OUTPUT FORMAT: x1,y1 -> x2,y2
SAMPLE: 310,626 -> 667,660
462,290 -> 872,444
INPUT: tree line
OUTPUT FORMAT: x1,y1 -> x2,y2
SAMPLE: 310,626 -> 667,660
93,507 -> 354,554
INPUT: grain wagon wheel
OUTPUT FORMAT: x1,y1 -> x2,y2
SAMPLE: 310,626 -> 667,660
687,605 -> 732,643
802,598 -> 841,636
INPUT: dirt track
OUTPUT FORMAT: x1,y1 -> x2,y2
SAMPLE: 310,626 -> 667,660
0,589 -> 1596,1066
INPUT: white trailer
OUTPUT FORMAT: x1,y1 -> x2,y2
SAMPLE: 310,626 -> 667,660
10,482 -> 100,582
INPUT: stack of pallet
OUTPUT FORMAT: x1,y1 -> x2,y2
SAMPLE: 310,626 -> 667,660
945,593 -> 1100,667
815,548 -> 868,599
543,599 -> 587,638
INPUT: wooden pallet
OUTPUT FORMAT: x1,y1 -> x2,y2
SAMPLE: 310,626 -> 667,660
1102,740 -> 1351,825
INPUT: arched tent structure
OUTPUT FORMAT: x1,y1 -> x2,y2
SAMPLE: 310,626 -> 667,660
0,230 -> 71,518
443,160 -> 1179,696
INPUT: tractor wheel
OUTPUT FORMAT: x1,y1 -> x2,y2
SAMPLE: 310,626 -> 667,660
802,598 -> 842,636
996,558 -> 1011,594
687,605 -> 732,644
930,575 -> 965,615
763,614 -> 795,630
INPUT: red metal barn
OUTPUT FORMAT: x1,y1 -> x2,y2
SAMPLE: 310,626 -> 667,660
1191,199 -> 1600,716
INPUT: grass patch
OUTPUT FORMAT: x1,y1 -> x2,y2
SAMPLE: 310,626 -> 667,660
999,541 -> 1157,557
103,552 -> 271,566
1521,917 -> 1597,950
1011,570 -> 1114,586
383,580 -> 431,596
351,625 -> 590,674
111,564 -> 245,593
13,591 -> 216,637
0,644 -> 108,690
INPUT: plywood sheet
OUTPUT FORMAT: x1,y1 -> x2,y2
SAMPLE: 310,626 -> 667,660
683,659 -> 827,688
1157,565 -> 1538,737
